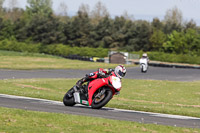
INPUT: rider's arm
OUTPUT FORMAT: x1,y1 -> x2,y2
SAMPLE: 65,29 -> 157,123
147,57 -> 150,63
98,68 -> 114,77
86,71 -> 98,79
87,68 -> 113,79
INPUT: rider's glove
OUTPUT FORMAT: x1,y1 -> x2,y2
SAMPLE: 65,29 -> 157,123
98,72 -> 105,78
108,68 -> 114,73
98,69 -> 105,77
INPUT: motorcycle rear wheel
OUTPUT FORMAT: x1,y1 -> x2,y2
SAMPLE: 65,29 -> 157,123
63,88 -> 76,106
91,88 -> 112,109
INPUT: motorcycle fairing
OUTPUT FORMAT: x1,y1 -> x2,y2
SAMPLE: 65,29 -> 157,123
87,78 -> 115,105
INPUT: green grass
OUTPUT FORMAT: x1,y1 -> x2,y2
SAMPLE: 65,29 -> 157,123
0,50 -> 134,70
109,79 -> 200,117
0,107 -> 199,133
0,50 -> 200,132
0,78 -> 200,118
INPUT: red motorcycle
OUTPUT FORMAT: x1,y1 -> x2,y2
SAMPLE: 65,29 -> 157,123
63,72 -> 122,109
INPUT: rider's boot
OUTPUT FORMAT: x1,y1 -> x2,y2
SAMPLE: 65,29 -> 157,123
66,87 -> 75,98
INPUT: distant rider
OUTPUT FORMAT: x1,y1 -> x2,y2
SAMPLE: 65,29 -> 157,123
141,53 -> 149,64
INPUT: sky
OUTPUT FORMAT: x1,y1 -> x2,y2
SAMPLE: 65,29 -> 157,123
3,0 -> 200,25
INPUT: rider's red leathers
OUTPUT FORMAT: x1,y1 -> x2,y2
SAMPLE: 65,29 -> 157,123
76,68 -> 114,88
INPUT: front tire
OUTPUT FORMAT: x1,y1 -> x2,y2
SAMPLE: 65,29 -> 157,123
63,88 -> 76,106
141,65 -> 144,72
141,65 -> 147,73
91,88 -> 113,109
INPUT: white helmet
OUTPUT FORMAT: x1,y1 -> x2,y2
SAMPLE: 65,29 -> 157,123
142,53 -> 147,57
114,65 -> 126,78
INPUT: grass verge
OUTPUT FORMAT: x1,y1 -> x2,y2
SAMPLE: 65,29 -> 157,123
0,107 -> 199,133
0,78 -> 199,118
0,50 -> 134,70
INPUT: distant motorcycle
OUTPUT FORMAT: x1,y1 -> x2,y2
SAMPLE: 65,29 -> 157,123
63,71 -> 122,109
139,58 -> 148,73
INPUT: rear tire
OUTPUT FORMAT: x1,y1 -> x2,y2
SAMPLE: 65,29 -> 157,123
91,88 -> 113,109
63,88 -> 76,106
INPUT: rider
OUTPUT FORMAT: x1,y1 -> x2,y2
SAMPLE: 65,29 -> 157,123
67,65 -> 126,97
76,65 -> 126,88
141,53 -> 149,63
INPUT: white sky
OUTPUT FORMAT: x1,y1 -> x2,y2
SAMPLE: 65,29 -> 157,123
3,0 -> 200,25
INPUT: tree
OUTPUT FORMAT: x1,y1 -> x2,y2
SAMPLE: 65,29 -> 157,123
163,29 -> 200,55
63,11 -> 92,47
57,1 -> 68,16
122,11 -> 134,21
150,29 -> 166,51
17,0 -> 63,44
163,6 -> 183,34
184,29 -> 200,55
151,17 -> 163,30
78,3 -> 90,16
90,1 -> 109,25
14,17 -> 28,41
20,15 -> 65,44
26,0 -> 53,17
3,0 -> 24,22
151,18 -> 166,51
110,16 -> 128,48
55,1 -> 69,23
125,20 -> 151,51
4,8 -> 24,22
90,16 -> 113,48
0,18 -> 14,40
184,19 -> 197,30
0,0 -> 5,16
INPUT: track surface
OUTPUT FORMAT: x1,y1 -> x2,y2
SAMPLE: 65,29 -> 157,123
0,66 -> 200,81
0,67 -> 200,129
0,94 -> 200,129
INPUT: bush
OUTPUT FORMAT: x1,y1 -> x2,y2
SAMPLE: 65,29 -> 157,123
42,44 -> 108,58
41,44 -> 70,56
1,39 -> 199,64
0,40 -> 109,58
0,40 -> 41,53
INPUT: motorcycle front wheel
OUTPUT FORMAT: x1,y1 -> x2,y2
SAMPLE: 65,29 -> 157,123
63,88 -> 76,106
91,88 -> 113,109
141,65 -> 147,73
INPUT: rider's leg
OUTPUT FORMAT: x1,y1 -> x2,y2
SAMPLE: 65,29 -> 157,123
76,76 -> 90,89
67,76 -> 90,98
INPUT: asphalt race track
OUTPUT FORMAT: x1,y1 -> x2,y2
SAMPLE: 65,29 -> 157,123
0,66 -> 200,81
0,67 -> 200,128
0,94 -> 200,129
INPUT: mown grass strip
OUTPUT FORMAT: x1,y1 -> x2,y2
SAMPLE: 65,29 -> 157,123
0,107 -> 199,133
0,50 -> 134,70
0,78 -> 199,117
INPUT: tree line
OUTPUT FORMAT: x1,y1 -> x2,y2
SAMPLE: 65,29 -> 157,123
0,0 -> 200,56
